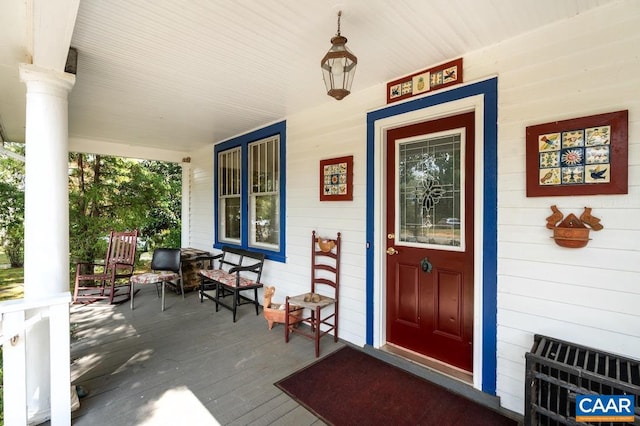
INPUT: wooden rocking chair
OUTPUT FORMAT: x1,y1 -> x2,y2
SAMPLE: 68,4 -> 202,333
72,229 -> 139,304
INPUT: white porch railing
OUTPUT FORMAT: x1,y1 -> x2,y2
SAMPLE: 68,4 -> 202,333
0,292 -> 71,425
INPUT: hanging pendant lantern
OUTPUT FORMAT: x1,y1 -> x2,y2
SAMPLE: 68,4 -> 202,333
321,11 -> 357,100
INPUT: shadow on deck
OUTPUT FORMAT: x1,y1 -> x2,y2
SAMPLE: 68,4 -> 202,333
70,286 -> 342,425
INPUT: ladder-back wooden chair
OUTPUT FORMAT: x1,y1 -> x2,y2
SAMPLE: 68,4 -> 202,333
285,230 -> 341,357
73,229 -> 139,304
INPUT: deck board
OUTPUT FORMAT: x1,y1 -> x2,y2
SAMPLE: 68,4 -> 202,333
69,286 -> 342,425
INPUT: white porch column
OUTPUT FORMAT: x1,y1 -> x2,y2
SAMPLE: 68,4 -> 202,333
20,63 -> 75,424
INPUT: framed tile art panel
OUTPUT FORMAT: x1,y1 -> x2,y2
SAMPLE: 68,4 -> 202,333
525,110 -> 628,197
386,58 -> 463,104
320,155 -> 353,201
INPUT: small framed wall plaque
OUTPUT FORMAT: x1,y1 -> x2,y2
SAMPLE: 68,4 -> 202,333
320,155 -> 353,201
386,58 -> 463,104
525,110 -> 628,197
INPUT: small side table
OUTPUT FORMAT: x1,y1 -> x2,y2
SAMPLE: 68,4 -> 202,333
180,248 -> 214,292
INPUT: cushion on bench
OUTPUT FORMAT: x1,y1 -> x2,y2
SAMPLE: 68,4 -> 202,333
199,268 -> 256,288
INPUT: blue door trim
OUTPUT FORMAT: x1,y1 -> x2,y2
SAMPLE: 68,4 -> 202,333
365,78 -> 498,394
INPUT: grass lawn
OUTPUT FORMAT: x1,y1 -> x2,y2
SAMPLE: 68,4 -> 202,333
0,250 -> 24,302
0,267 -> 24,302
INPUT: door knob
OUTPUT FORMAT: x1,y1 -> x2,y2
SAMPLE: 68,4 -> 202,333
420,257 -> 432,273
387,233 -> 395,239
386,247 -> 398,255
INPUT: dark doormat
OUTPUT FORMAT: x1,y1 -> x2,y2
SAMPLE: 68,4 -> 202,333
275,346 -> 517,426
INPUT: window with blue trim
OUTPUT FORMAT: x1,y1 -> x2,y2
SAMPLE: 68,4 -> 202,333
214,121 -> 286,262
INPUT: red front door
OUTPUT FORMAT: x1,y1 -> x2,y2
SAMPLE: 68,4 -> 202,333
385,112 -> 475,372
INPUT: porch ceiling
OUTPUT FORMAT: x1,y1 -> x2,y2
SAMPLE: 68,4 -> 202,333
0,0 -> 619,154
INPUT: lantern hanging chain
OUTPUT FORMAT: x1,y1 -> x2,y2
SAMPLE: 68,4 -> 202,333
336,11 -> 342,36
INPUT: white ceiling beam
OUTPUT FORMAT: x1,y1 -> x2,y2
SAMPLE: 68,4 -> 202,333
31,0 -> 80,71
69,137 -> 188,164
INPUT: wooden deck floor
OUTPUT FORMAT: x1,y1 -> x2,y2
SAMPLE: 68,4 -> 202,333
68,286 -> 523,426
69,286 -> 344,425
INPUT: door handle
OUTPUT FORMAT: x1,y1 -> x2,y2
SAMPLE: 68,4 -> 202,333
386,247 -> 398,255
420,257 -> 432,273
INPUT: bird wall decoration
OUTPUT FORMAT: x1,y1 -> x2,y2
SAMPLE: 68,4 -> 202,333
546,205 -> 603,248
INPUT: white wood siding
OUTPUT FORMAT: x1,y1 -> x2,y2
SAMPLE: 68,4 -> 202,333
188,0 -> 640,415
187,145 -> 214,250
463,0 -> 640,413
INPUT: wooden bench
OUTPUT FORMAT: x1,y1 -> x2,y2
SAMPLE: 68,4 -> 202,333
198,246 -> 265,322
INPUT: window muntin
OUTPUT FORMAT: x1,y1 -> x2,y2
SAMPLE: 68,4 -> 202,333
249,136 -> 279,250
218,147 -> 241,243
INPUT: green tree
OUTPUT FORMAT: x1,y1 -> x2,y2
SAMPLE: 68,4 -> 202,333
0,143 -> 25,267
68,153 -> 181,265
139,160 -> 182,248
